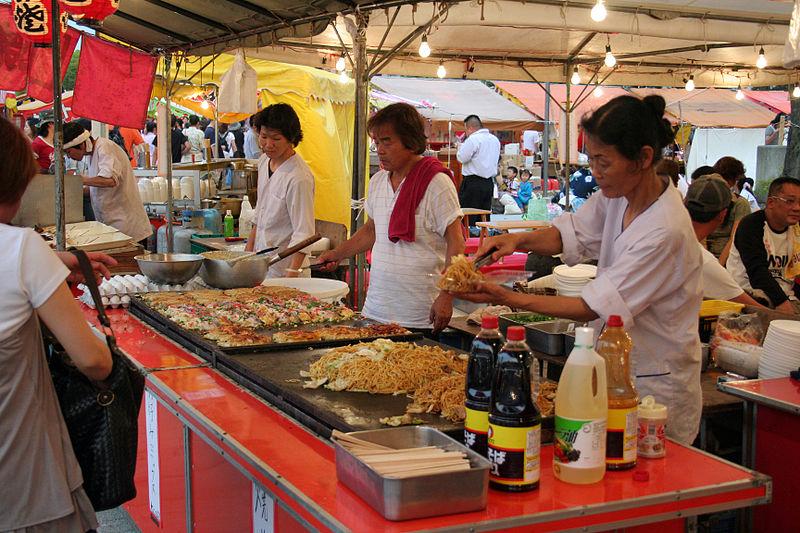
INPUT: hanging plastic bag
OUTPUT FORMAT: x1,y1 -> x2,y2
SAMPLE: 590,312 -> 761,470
217,50 -> 258,115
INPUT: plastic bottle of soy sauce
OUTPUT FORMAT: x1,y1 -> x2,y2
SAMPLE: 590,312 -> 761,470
464,315 -> 504,457
487,326 -> 541,492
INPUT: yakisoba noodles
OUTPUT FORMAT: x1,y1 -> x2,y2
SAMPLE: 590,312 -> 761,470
437,254 -> 485,292
408,374 -> 466,422
302,339 -> 466,394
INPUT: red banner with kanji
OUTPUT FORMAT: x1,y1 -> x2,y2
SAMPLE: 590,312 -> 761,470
0,5 -> 32,91
71,36 -> 157,129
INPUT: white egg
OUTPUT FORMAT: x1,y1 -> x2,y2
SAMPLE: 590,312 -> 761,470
135,274 -> 147,283
110,295 -> 121,306
101,296 -> 110,307
121,295 -> 131,307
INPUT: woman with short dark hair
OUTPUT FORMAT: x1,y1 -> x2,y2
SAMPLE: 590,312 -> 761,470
458,95 -> 705,445
245,103 -> 315,278
0,116 -> 113,532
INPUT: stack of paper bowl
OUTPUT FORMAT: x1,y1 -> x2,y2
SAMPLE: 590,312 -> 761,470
553,264 -> 597,297
758,320 -> 800,379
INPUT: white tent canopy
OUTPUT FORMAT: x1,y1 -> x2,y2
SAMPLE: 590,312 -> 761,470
236,0 -> 796,87
370,77 -> 538,130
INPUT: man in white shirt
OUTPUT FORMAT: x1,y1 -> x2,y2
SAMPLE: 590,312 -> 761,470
317,103 -> 464,333
183,115 -> 206,162
243,115 -> 262,159
63,122 -> 152,245
684,174 -> 763,306
457,115 -> 500,224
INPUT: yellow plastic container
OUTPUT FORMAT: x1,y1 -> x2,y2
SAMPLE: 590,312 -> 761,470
699,300 -> 745,318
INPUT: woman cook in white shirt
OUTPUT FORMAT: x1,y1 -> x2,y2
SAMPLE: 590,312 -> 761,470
458,95 -> 704,445
245,103 -> 316,278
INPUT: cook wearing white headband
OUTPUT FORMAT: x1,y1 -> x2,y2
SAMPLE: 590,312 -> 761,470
63,122 -> 151,244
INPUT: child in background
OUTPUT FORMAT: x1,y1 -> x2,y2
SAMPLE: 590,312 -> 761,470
516,169 -> 533,210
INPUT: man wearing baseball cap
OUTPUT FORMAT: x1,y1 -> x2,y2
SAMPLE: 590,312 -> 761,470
685,173 -> 763,306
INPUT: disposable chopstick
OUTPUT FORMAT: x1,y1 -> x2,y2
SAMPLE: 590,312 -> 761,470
373,459 -> 470,474
331,430 -> 392,450
352,446 -> 439,456
360,452 -> 465,463
384,464 -> 472,479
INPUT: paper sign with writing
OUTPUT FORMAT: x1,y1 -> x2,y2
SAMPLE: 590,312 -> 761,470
252,482 -> 275,533
145,390 -> 161,525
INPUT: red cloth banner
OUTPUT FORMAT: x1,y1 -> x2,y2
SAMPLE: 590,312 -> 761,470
26,26 -> 79,103
71,36 -> 157,129
0,5 -> 32,91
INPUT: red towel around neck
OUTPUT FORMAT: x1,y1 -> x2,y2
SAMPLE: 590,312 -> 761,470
388,156 -> 454,243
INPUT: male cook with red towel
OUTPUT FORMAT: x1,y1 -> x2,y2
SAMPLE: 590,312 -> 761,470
317,103 -> 465,334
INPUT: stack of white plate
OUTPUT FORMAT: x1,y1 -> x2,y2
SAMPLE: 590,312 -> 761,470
553,264 -> 597,297
758,320 -> 800,379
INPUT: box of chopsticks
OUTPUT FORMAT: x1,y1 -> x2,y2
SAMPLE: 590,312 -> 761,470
332,427 -> 490,521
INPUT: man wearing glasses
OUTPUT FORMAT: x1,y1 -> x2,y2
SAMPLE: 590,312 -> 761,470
727,176 -> 800,314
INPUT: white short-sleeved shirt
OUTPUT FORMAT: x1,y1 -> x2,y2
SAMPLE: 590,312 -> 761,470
87,137 -> 152,242
254,153 -> 316,278
0,225 -> 69,341
552,184 -> 703,445
362,170 -> 462,328
699,243 -> 744,301
457,129 -> 501,179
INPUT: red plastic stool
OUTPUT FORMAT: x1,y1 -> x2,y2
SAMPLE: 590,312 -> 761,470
479,252 -> 528,273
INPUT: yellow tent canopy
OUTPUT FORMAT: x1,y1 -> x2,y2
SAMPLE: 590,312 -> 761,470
154,54 -> 355,229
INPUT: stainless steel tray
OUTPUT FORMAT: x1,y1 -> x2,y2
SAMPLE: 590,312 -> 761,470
334,426 -> 490,521
526,319 -> 577,356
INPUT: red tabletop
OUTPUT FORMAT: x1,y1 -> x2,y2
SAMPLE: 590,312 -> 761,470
81,306 -> 205,370
718,378 -> 800,415
110,308 -> 770,531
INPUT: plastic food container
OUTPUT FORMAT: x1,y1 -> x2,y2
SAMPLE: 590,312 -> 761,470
698,300 -> 746,343
637,395 -> 667,459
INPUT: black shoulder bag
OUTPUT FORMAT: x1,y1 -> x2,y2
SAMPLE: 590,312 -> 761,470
48,249 -> 146,511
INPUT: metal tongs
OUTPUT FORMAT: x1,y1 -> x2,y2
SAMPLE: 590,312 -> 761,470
471,249 -> 497,270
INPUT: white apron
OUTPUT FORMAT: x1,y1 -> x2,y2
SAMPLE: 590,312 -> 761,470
88,137 -> 152,243
552,185 -> 704,445
253,154 -> 316,278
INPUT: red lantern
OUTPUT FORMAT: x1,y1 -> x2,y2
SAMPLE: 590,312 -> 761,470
60,0 -> 119,27
11,0 -> 68,48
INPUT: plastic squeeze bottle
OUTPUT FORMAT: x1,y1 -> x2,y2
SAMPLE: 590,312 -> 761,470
487,326 -> 541,492
223,209 -> 235,238
238,195 -> 255,238
464,315 -> 504,457
596,315 -> 638,470
553,326 -> 608,484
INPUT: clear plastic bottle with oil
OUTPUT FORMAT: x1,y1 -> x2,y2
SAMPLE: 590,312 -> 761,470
553,327 -> 608,484
596,315 -> 638,470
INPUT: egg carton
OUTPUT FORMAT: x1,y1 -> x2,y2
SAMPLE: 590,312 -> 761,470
78,274 -> 203,309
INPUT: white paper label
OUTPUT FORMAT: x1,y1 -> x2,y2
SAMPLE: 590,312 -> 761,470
252,482 -> 275,533
145,390 -> 161,524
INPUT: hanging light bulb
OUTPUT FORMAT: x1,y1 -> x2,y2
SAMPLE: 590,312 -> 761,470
594,85 -> 604,97
735,81 -> 744,100
200,100 -> 210,110
335,56 -> 346,72
436,62 -> 446,78
339,70 -> 349,83
570,67 -> 581,85
793,85 -> 800,98
756,47 -> 767,69
685,75 -> 695,92
604,45 -> 616,68
419,34 -> 431,58
591,0 -> 607,22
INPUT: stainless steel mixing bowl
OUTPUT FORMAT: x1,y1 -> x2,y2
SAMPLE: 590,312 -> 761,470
135,253 -> 204,284
199,251 -> 270,289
